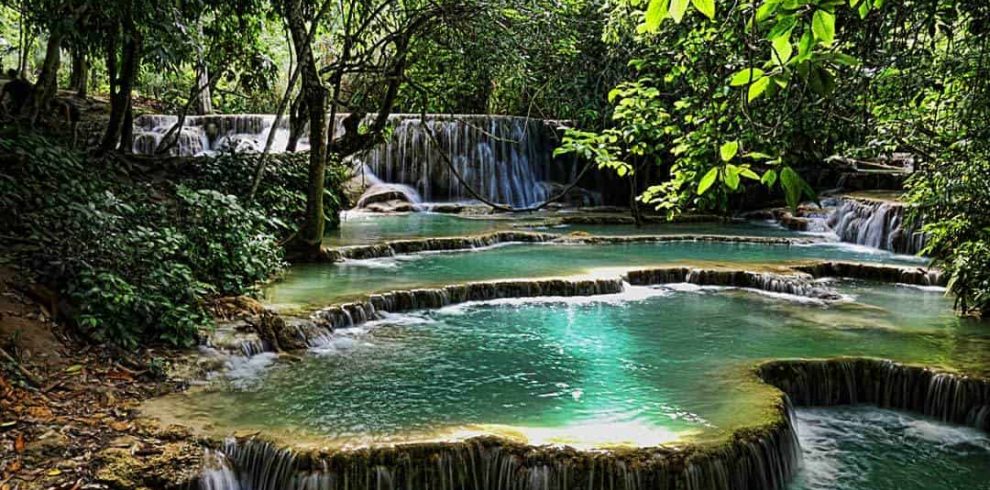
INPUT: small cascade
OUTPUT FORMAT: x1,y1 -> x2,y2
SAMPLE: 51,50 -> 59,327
197,408 -> 799,490
792,261 -> 945,286
322,231 -> 557,261
824,196 -> 927,254
626,267 -> 842,301
132,114 -> 307,156
758,358 -> 990,430
199,449 -> 242,490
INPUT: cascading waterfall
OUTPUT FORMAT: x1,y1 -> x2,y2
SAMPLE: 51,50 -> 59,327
358,116 -> 588,208
197,407 -> 799,490
758,358 -> 990,430
626,267 -> 842,300
132,114 -> 308,156
823,197 -> 927,254
131,113 -> 600,209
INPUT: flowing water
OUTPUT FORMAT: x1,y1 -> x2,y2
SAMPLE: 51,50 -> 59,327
151,282 -> 988,451
267,240 -> 927,308
790,406 -> 990,490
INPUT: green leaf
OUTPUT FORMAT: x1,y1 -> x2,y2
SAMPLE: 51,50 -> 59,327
644,0 -> 670,33
767,15 -> 797,40
670,0 -> 689,23
730,68 -> 765,86
697,167 -> 719,195
756,0 -> 781,22
748,76 -> 771,102
724,165 -> 741,190
745,151 -> 774,160
691,0 -> 715,20
761,169 -> 778,186
617,165 -> 628,177
720,141 -> 740,162
858,0 -> 871,18
739,167 -> 761,180
812,10 -> 836,47
772,34 -> 793,65
796,29 -> 814,62
780,166 -> 805,210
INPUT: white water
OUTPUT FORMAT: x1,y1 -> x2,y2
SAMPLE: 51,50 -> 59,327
132,114 -> 598,209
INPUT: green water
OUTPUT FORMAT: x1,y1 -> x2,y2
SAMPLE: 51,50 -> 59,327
328,212 -> 513,245
266,240 -> 928,308
328,213 -> 801,246
790,407 -> 990,490
526,220 -> 800,238
166,282 -> 988,448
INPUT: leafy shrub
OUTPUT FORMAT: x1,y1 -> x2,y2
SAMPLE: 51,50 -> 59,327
0,131 -> 336,347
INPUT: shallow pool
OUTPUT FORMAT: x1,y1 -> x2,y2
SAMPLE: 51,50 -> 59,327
158,282 -> 987,448
266,240 -> 929,308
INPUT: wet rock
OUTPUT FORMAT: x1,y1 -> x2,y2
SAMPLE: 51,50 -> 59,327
95,436 -> 203,490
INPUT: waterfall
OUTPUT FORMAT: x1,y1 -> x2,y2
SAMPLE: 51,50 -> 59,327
626,267 -> 842,301
357,116 -> 581,208
197,409 -> 799,490
758,358 -> 990,431
132,114 -> 308,156
132,114 -> 602,209
823,196 -> 928,254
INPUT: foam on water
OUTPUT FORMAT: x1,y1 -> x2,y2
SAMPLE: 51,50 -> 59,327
791,407 -> 990,490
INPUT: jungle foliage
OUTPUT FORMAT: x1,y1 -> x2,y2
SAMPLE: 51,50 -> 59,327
552,0 -> 990,315
0,130 -> 342,347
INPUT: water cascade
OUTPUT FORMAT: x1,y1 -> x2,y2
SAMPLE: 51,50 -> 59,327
824,196 -> 928,255
626,267 -> 842,300
758,359 -> 990,430
132,114 -> 605,209
132,114 -> 305,156
197,407 -> 799,490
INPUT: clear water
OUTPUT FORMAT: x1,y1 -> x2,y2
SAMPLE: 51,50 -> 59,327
328,212 -> 514,245
266,240 -> 928,308
156,282 -> 988,449
790,406 -> 990,490
526,220 -> 801,238
328,213 -> 802,246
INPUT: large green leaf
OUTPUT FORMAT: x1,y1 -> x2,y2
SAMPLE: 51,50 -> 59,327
812,10 -> 836,47
724,165 -> 741,190
670,0 -> 689,23
779,166 -> 809,210
644,0 -> 670,33
729,68 -> 765,86
772,34 -> 793,65
697,167 -> 719,195
748,76 -> 771,102
691,0 -> 715,20
720,141 -> 740,161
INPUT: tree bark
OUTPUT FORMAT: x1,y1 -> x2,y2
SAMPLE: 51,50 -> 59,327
100,3 -> 141,153
287,93 -> 307,151
69,48 -> 88,97
26,32 -> 63,123
285,0 -> 329,258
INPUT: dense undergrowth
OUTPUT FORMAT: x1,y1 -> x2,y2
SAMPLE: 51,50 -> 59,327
0,130 -> 345,347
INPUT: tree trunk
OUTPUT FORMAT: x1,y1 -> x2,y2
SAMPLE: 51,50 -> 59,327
287,93 -> 307,151
285,0 -> 329,258
26,32 -> 63,123
195,64 -> 212,115
69,48 -> 88,97
100,4 -> 141,153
